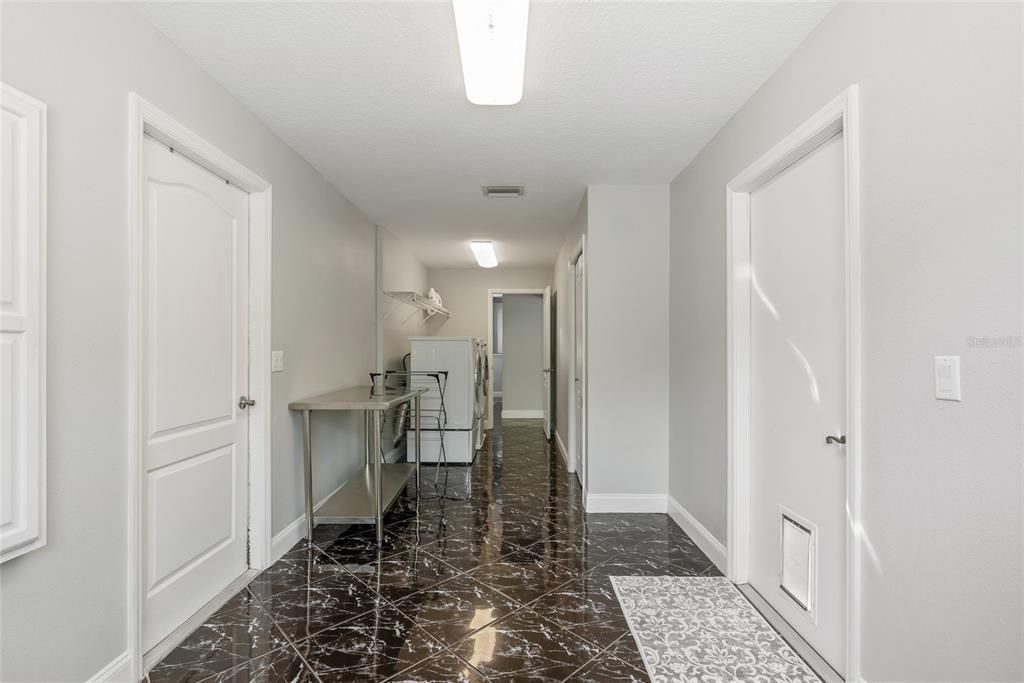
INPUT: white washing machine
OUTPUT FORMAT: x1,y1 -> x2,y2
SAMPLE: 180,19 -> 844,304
408,337 -> 485,464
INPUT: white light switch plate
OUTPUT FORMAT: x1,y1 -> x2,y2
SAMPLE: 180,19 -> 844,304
271,350 -> 285,373
934,355 -> 961,401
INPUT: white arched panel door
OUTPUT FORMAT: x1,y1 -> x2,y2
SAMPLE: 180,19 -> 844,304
141,136 -> 251,652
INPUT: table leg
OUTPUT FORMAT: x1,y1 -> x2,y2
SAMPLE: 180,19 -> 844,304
372,408 -> 383,543
414,395 -> 422,495
364,411 -> 371,466
302,409 -> 314,541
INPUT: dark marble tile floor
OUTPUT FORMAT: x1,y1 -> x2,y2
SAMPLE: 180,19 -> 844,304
147,410 -> 717,682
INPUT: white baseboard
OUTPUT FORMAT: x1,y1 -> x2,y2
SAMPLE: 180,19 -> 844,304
86,651 -> 131,683
586,493 -> 667,513
554,431 -> 573,472
143,570 -> 257,674
271,480 -> 347,561
271,517 -> 308,564
501,409 -> 544,419
667,495 -> 727,572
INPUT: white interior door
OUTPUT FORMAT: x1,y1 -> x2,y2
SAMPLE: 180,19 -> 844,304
748,132 -> 847,674
542,285 -> 552,439
573,254 -> 586,487
142,136 -> 250,652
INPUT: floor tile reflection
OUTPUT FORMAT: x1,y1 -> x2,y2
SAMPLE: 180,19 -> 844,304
451,608 -> 603,681
147,591 -> 289,683
294,604 -> 446,681
394,574 -> 522,645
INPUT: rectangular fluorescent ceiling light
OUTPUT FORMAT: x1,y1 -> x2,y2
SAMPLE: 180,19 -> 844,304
471,241 -> 499,268
452,0 -> 529,106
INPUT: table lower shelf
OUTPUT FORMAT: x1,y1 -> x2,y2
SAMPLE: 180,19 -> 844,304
314,462 -> 416,525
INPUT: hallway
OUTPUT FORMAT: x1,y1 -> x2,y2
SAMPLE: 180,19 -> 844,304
148,413 -> 718,682
4,4 -> 1022,681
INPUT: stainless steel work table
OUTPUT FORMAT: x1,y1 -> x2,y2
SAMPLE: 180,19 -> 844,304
288,386 -> 426,543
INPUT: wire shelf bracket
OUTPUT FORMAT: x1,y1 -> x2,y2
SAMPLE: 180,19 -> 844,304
383,290 -> 450,321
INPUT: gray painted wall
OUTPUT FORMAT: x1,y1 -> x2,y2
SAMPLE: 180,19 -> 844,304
492,299 -> 504,394
0,4 -> 377,680
493,300 -> 504,353
380,228 -> 435,458
382,227 -> 434,370
501,295 -> 544,413
668,3 -> 1023,679
426,267 -> 552,340
587,185 -> 670,497
427,268 -> 552,429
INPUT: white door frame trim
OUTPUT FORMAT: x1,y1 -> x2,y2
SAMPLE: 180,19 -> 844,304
126,93 -> 273,680
566,238 -> 587,497
485,288 -> 547,431
726,85 -> 862,680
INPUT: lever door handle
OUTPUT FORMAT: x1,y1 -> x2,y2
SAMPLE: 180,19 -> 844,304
825,435 -> 846,445
239,395 -> 256,410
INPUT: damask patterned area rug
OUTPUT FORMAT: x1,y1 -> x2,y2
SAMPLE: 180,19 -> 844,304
610,576 -> 821,683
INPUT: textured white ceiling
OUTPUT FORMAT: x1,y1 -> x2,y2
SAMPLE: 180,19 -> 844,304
137,1 -> 836,267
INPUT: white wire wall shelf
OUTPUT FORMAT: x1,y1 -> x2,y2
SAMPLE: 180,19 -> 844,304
383,290 -> 450,321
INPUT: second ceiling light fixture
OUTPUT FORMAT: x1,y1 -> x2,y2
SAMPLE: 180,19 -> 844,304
471,241 -> 499,268
452,0 -> 530,106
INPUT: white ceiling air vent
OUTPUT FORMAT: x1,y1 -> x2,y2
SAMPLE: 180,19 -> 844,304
482,185 -> 525,198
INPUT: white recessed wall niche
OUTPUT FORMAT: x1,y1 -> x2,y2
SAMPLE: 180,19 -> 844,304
0,82 -> 47,564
